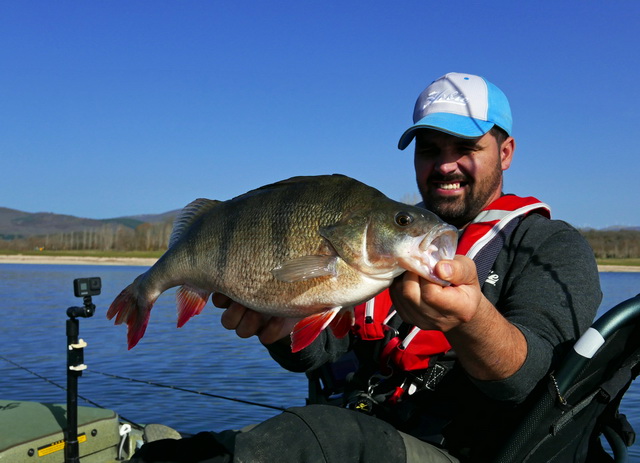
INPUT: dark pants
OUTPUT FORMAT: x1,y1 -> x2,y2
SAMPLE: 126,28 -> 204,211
129,405 -> 459,463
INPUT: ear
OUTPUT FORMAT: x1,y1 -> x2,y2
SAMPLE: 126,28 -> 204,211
500,137 -> 515,171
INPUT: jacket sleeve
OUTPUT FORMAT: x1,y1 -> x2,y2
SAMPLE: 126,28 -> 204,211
471,216 -> 602,403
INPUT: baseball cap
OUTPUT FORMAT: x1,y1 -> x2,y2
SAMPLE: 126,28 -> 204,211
398,72 -> 512,150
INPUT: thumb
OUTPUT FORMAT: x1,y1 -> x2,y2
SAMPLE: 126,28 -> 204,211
435,256 -> 478,286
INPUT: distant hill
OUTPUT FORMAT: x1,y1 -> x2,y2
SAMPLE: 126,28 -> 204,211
126,210 -> 181,224
0,207 -> 178,240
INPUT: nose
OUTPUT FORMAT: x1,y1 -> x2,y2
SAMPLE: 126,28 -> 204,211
434,149 -> 461,175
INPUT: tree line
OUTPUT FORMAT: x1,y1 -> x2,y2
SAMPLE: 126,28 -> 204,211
1,222 -> 639,259
1,220 -> 174,252
579,229 -> 640,259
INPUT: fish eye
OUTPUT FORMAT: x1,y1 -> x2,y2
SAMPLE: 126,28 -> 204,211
395,212 -> 414,227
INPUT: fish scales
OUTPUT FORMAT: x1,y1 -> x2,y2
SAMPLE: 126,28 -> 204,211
213,178 -> 373,313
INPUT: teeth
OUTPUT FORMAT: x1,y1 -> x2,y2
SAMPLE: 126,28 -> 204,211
440,183 -> 461,190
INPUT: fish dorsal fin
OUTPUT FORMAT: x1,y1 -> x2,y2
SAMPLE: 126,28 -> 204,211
169,198 -> 221,248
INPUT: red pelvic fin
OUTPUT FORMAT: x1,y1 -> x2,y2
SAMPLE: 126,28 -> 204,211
176,285 -> 211,328
290,307 -> 341,353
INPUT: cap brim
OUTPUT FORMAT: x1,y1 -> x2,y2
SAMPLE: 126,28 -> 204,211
397,113 -> 495,150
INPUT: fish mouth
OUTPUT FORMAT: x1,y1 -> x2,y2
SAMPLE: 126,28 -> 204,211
399,224 -> 458,285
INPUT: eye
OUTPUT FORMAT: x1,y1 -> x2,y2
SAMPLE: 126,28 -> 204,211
395,212 -> 414,227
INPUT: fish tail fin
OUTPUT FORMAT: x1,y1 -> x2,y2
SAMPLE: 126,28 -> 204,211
291,307 -> 343,353
176,285 -> 211,328
107,280 -> 154,350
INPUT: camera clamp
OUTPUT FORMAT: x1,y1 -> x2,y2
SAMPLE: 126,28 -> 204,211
65,277 -> 100,463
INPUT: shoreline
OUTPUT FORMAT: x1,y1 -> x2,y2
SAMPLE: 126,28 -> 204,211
1,254 -> 639,273
0,254 -> 158,267
596,265 -> 640,273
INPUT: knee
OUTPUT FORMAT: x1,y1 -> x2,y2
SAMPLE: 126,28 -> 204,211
236,405 -> 406,463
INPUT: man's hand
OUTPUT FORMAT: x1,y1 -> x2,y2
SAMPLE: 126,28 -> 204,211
391,255 -> 484,332
390,255 -> 527,381
212,293 -> 298,345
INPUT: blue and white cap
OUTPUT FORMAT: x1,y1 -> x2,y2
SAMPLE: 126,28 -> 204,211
398,72 -> 512,150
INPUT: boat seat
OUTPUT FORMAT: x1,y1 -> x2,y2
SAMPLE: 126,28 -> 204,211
494,293 -> 640,462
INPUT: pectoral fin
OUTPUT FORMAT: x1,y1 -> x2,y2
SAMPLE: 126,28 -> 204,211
271,255 -> 338,282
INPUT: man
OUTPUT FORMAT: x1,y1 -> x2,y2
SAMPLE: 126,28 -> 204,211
131,73 -> 602,462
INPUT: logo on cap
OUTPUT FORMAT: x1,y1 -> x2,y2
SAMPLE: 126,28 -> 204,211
422,90 -> 469,112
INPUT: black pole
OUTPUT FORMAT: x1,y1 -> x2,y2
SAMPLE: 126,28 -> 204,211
65,316 -> 82,463
65,294 -> 95,463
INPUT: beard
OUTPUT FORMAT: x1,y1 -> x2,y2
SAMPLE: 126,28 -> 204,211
418,163 -> 503,228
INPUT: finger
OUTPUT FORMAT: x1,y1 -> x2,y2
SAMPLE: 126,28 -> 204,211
220,303 -> 247,330
389,272 -> 422,325
235,309 -> 267,339
211,292 -> 232,308
258,317 -> 295,345
391,271 -> 421,307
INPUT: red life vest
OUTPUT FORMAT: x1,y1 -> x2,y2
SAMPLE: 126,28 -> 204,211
352,195 -> 550,376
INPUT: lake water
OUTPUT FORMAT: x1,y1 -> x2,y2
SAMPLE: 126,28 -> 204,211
0,264 -> 639,459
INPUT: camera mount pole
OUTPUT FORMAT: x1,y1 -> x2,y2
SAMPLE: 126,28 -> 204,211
65,296 -> 95,463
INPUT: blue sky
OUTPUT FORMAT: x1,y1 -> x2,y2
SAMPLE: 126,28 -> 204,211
1,1 -> 638,229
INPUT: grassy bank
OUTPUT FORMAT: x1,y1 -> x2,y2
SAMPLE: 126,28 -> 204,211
597,258 -> 640,267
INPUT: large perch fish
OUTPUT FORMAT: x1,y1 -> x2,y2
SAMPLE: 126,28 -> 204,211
108,174 -> 457,352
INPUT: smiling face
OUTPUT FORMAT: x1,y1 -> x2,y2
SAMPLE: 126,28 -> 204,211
414,128 -> 515,228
